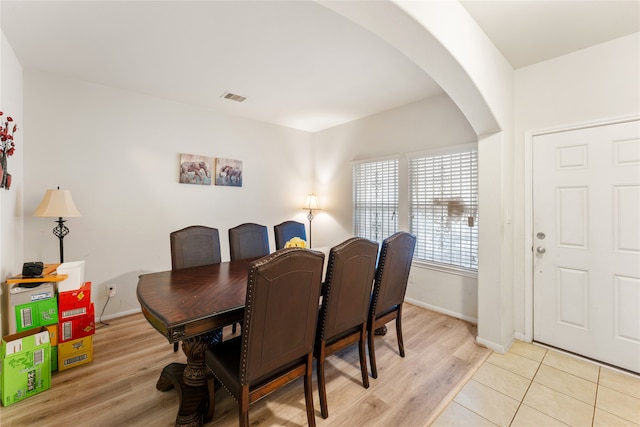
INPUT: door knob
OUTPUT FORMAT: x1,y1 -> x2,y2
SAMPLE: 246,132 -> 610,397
536,246 -> 546,254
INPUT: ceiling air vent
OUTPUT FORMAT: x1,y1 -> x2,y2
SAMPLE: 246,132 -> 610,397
220,92 -> 247,103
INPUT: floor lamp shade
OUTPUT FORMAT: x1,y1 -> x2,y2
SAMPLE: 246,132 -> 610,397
33,188 -> 81,263
303,194 -> 320,212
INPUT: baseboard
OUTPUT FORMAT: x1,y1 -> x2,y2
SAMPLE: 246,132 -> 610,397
100,307 -> 142,322
476,333 -> 515,354
405,297 -> 478,324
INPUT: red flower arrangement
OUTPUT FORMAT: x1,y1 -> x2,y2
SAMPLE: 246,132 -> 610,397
0,112 -> 18,157
0,111 -> 18,189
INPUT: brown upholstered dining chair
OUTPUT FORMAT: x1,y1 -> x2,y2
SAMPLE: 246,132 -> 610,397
274,220 -> 307,249
228,223 -> 270,261
205,248 -> 325,427
367,231 -> 416,379
228,222 -> 270,333
170,225 -> 222,351
170,225 -> 222,269
315,237 -> 378,419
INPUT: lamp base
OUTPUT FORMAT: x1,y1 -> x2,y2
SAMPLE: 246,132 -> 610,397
307,210 -> 314,249
52,217 -> 69,263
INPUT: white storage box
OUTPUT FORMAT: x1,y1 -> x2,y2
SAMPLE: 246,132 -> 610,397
56,261 -> 85,292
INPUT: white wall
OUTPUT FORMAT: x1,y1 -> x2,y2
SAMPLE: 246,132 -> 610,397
513,33 -> 640,339
22,70 -> 314,319
0,30 -> 24,338
313,93 -> 480,320
0,31 -> 24,280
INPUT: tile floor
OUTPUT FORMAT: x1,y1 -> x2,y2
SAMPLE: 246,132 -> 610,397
432,341 -> 640,426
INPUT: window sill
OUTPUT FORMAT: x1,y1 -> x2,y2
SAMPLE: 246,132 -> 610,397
411,260 -> 478,279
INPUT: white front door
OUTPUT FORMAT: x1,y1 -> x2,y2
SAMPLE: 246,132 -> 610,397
533,119 -> 640,373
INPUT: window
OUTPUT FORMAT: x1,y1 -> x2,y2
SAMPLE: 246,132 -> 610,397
409,148 -> 478,270
352,158 -> 398,243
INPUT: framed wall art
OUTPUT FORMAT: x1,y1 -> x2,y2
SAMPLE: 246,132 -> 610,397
215,158 -> 243,187
179,153 -> 212,186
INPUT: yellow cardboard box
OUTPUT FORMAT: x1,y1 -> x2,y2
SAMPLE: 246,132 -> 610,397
58,335 -> 93,371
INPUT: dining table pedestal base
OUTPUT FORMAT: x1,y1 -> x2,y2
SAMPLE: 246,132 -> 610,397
156,363 -> 210,427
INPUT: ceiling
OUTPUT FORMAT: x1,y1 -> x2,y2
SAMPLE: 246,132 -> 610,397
461,0 -> 639,69
1,1 -> 638,132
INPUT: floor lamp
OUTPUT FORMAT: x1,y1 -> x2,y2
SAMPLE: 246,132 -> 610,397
33,187 -> 81,263
303,193 -> 319,248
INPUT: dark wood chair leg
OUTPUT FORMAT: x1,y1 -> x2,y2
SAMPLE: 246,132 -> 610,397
174,341 -> 179,352
368,322 -> 378,379
304,356 -> 317,427
358,326 -> 369,388
205,373 -> 216,423
239,386 -> 250,427
316,343 -> 329,418
396,309 -> 405,357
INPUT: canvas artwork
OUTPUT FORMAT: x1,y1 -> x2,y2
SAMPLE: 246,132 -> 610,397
215,158 -> 243,187
179,153 -> 212,185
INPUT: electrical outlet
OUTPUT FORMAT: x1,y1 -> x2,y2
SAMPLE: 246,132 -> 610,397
107,284 -> 117,298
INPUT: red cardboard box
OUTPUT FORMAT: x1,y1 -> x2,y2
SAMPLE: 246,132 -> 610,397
58,304 -> 95,343
58,281 -> 91,320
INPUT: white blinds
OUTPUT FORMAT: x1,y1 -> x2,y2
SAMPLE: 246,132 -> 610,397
409,150 -> 478,270
352,159 -> 398,243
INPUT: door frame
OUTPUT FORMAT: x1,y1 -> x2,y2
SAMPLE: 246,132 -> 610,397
522,115 -> 640,344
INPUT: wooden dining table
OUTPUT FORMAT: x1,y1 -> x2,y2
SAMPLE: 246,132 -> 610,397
137,247 -> 331,426
137,258 -> 254,427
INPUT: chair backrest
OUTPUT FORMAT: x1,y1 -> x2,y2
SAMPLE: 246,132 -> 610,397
318,237 -> 378,341
228,223 -> 270,261
170,225 -> 221,270
274,221 -> 307,250
240,248 -> 325,385
370,232 -> 416,318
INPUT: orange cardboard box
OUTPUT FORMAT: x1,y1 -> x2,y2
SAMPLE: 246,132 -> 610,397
45,323 -> 58,346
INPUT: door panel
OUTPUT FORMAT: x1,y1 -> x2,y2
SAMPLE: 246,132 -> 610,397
533,120 -> 640,373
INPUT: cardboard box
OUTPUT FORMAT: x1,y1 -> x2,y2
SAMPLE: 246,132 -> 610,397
56,261 -> 85,292
58,282 -> 91,320
59,304 -> 95,343
45,324 -> 58,347
8,282 -> 55,306
51,346 -> 57,372
0,327 -> 51,406
43,326 -> 58,371
5,283 -> 57,335
14,297 -> 58,333
58,335 -> 93,371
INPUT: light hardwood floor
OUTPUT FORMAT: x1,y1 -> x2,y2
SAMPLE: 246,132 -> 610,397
0,303 -> 490,426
